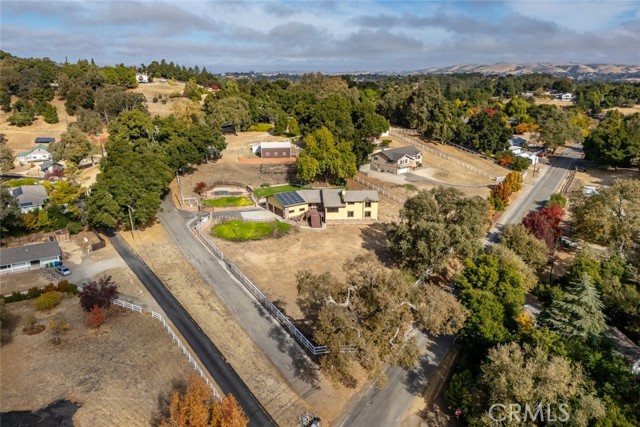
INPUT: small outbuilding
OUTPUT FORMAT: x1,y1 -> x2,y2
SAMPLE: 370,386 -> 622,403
0,241 -> 62,274
251,141 -> 292,158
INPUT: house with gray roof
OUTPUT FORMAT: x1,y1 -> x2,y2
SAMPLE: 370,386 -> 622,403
370,146 -> 423,174
0,241 -> 61,274
266,188 -> 379,227
10,185 -> 49,213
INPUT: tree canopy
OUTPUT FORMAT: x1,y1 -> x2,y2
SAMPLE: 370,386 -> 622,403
387,187 -> 489,275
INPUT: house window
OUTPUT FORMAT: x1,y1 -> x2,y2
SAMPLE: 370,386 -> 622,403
265,151 -> 270,157
374,157 -> 378,161
299,207 -> 306,212
274,151 -> 279,156
365,201 -> 372,208
283,151 -> 287,156
347,211 -> 354,218
364,211 -> 372,218
327,207 -> 339,213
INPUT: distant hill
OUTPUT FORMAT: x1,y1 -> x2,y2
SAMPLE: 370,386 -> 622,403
408,63 -> 640,81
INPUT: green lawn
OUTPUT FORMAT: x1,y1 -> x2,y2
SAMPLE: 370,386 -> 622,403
253,185 -> 309,198
202,197 -> 253,208
212,220 -> 293,241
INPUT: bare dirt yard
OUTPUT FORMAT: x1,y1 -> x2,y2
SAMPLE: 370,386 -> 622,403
122,223 -> 362,426
176,131 -> 296,199
206,220 -> 393,322
130,81 -> 186,117
568,167 -> 639,193
0,298 -> 193,427
0,97 -> 74,174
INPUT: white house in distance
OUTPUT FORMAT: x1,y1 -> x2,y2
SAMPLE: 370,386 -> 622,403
559,93 -> 575,101
16,144 -> 51,163
10,185 -> 49,212
370,146 -> 423,174
0,241 -> 62,274
136,73 -> 149,83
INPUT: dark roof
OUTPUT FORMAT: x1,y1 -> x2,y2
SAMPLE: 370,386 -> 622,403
375,146 -> 422,162
275,191 -> 306,207
35,137 -> 55,144
10,185 -> 48,208
0,241 -> 61,265
321,189 -> 345,208
343,190 -> 379,202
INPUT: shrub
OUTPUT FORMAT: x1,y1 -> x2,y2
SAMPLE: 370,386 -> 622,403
78,276 -> 118,311
260,183 -> 271,188
34,292 -> 62,311
66,221 -> 83,234
511,156 -> 532,172
546,193 -> 567,208
168,92 -> 181,98
249,123 -> 274,132
24,314 -> 36,328
152,95 -> 159,103
49,318 -> 69,345
56,280 -> 78,295
87,305 -> 105,328
4,291 -> 28,303
27,287 -> 42,299
381,139 -> 392,147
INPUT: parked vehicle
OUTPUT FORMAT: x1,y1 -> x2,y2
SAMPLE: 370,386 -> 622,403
55,266 -> 71,276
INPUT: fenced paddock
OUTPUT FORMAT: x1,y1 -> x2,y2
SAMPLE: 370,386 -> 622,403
151,310 -> 221,399
111,296 -> 220,397
192,219 -> 330,356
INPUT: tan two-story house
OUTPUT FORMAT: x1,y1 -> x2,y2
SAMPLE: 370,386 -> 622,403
265,188 -> 379,227
370,146 -> 423,174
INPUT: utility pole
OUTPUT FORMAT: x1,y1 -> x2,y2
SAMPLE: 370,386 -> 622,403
124,204 -> 135,238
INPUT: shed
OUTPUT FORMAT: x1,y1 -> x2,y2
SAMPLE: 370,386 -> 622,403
54,229 -> 70,242
254,141 -> 291,158
0,241 -> 62,274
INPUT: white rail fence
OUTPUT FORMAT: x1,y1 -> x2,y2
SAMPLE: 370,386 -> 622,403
112,298 -> 143,313
352,175 -> 406,205
151,310 -> 222,400
192,219 -> 330,356
390,128 -> 497,180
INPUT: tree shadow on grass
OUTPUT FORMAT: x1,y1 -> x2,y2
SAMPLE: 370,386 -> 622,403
360,223 -> 394,268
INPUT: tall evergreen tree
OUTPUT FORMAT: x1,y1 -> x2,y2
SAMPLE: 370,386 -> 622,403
541,273 -> 607,339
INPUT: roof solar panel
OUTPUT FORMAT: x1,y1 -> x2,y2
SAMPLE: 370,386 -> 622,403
275,191 -> 305,206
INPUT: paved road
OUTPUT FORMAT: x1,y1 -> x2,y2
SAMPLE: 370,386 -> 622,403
157,199 -> 320,403
486,145 -> 583,244
337,334 -> 455,427
107,232 -> 277,427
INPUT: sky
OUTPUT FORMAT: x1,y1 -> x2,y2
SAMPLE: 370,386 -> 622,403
1,0 -> 639,72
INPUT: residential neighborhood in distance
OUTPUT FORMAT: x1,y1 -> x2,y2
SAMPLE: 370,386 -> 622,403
1,1 -> 638,427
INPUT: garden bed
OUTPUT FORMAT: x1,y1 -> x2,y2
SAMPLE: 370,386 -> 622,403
202,196 -> 253,208
211,220 -> 292,241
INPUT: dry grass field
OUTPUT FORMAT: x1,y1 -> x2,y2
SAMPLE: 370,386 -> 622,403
130,81 -> 187,117
0,298 -> 193,427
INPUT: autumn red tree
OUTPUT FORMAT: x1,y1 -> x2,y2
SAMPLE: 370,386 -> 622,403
522,211 -> 555,249
539,204 -> 565,231
78,276 -> 118,311
87,305 -> 105,328
194,182 -> 207,196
